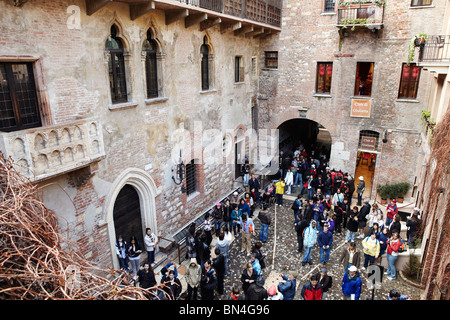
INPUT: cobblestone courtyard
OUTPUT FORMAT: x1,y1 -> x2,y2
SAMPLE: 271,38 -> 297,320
171,193 -> 423,301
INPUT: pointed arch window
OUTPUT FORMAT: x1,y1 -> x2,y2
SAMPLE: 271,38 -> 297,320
106,24 -> 128,104
143,29 -> 159,99
201,37 -> 210,91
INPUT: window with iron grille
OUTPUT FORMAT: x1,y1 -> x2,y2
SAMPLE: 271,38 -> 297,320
0,62 -> 41,132
201,37 -> 210,91
398,63 -> 421,99
358,130 -> 379,151
235,56 -> 244,83
324,0 -> 336,12
185,159 -> 198,196
143,29 -> 158,99
106,24 -> 128,104
411,0 -> 433,6
316,62 -> 333,94
264,51 -> 278,69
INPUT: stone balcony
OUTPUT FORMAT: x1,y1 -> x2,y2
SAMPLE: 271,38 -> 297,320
0,119 -> 105,182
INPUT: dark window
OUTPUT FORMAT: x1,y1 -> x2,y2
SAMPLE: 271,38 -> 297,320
324,0 -> 335,12
398,63 -> 421,99
143,29 -> 158,99
235,56 -> 244,83
106,25 -> 127,104
0,62 -> 41,132
265,51 -> 278,69
316,62 -> 333,94
201,37 -> 210,91
185,159 -> 198,196
354,62 -> 374,96
411,0 -> 433,6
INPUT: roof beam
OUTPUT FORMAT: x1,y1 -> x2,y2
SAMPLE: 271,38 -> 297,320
185,13 -> 208,28
85,0 -> 112,16
199,17 -> 222,31
130,1 -> 155,21
234,24 -> 253,36
220,21 -> 241,34
245,27 -> 264,38
165,9 -> 189,25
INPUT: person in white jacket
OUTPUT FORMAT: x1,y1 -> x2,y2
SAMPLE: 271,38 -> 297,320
284,167 -> 294,194
144,228 -> 158,265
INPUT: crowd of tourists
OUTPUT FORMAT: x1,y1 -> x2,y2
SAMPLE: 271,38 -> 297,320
114,141 -> 421,300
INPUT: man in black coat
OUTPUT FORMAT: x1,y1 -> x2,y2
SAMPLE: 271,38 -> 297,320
212,248 -> 226,295
200,259 -> 217,300
357,200 -> 371,238
295,215 -> 309,253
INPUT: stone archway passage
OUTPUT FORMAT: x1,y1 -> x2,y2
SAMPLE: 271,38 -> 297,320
277,118 -> 332,159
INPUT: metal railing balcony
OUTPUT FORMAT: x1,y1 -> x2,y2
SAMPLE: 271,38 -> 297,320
418,35 -> 450,64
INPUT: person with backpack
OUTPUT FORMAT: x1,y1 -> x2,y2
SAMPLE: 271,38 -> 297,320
361,232 -> 380,271
386,231 -> 402,280
291,194 -> 303,224
257,204 -> 271,243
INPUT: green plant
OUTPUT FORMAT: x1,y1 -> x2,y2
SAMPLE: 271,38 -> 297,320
377,182 -> 410,199
403,251 -> 421,281
377,184 -> 389,199
339,0 -> 386,7
396,182 -> 410,198
407,33 -> 429,65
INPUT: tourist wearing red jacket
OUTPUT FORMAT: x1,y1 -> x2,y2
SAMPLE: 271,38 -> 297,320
386,199 -> 398,227
386,232 -> 402,280
301,275 -> 323,300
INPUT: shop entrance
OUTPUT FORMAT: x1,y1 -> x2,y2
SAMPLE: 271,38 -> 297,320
353,130 -> 380,200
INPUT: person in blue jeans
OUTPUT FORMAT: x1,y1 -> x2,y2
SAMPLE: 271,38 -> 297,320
302,220 -> 318,266
318,224 -> 333,266
257,204 -> 271,243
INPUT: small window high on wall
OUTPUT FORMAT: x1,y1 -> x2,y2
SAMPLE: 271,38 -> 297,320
143,29 -> 158,99
106,24 -> 128,104
354,62 -> 374,97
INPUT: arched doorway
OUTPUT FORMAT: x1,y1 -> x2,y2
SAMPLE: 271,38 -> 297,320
103,168 -> 158,270
113,184 -> 143,246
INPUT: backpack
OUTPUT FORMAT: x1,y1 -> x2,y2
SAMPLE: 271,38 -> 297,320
398,238 -> 406,253
291,199 -> 300,211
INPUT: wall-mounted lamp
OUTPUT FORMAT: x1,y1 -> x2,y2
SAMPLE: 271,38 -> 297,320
382,130 -> 388,143
171,149 -> 185,193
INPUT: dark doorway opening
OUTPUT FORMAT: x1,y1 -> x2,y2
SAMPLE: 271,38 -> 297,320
113,184 -> 143,246
278,118 -> 332,158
